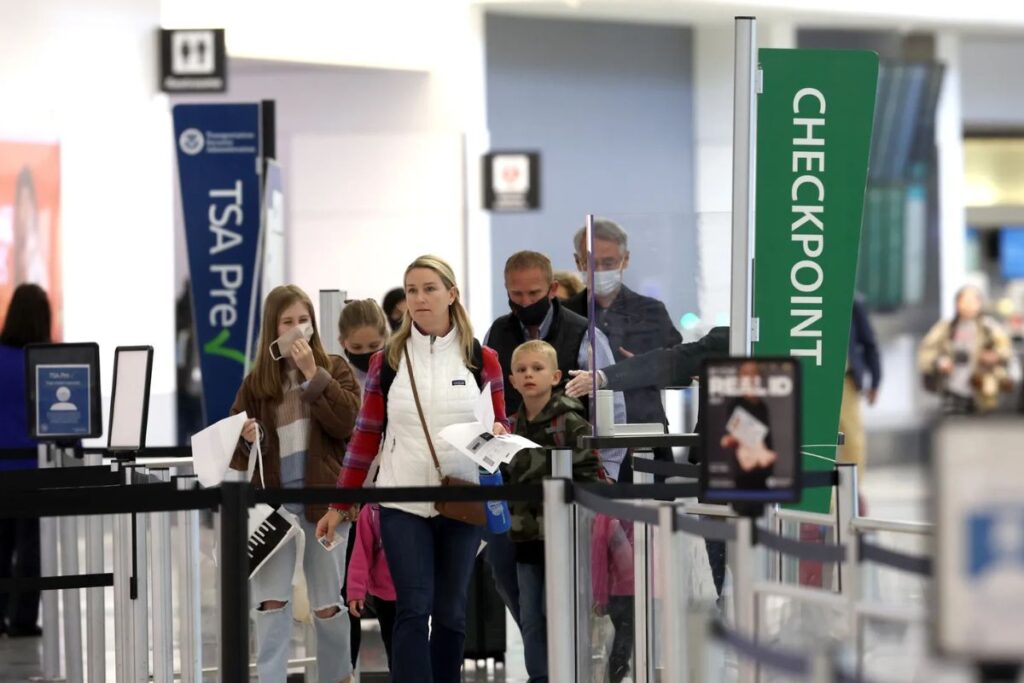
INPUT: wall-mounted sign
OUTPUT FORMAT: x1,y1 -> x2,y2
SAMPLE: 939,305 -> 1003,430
483,151 -> 540,211
160,29 -> 227,93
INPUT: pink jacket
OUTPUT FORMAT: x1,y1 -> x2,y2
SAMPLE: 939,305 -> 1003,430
346,504 -> 396,602
591,513 -> 635,607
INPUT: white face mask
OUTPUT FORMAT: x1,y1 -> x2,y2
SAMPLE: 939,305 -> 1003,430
593,269 -> 623,297
269,322 -> 313,361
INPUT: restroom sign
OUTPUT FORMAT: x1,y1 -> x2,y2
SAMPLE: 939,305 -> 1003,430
483,151 -> 540,211
160,28 -> 227,93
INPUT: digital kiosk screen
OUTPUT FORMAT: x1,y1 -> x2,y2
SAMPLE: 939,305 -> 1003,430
25,342 -> 103,441
700,357 -> 801,504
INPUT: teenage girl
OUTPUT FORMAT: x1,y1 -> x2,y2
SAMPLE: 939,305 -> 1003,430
230,284 -> 361,683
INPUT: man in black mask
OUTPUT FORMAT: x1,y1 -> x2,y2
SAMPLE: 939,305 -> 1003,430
482,250 -> 625,630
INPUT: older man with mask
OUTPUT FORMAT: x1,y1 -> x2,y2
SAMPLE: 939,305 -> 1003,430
564,218 -> 683,480
482,250 -> 625,628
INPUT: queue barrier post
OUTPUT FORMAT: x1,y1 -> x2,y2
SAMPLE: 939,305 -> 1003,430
176,475 -> 203,683
149,468 -> 174,683
84,452 -> 107,683
730,515 -> 757,683
835,463 -> 858,593
39,443 -> 62,681
220,481 -> 251,683
132,467 -> 151,683
112,464 -> 134,682
658,505 -> 685,682
543,477 -> 575,683
58,447 -> 84,683
633,452 -> 655,683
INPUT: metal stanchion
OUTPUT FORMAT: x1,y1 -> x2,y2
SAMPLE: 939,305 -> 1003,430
543,477 -> 575,683
176,475 -> 203,683
659,506 -> 684,682
730,516 -> 756,683
132,468 -> 151,683
633,452 -> 654,683
686,607 -> 709,683
58,447 -> 84,683
112,465 -> 135,682
220,481 -> 250,683
83,452 -> 107,683
39,443 -> 61,681
846,525 -> 864,681
835,464 -> 858,593
149,468 -> 174,683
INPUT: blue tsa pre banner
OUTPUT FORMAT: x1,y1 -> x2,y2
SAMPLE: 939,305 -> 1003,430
173,103 -> 262,425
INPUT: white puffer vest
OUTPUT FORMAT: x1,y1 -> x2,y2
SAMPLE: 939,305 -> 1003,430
376,325 -> 481,518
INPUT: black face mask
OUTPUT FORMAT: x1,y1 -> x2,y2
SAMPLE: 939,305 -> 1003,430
388,316 -> 402,332
345,349 -> 375,373
509,296 -> 551,327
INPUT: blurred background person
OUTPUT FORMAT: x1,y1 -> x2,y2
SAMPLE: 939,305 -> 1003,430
839,294 -> 882,512
552,270 -> 584,301
382,287 -> 407,332
0,283 -> 52,637
918,285 -> 1013,414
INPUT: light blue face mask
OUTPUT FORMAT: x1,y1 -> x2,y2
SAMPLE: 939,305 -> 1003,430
593,269 -> 623,297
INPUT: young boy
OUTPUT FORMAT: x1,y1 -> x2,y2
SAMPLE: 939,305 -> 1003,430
506,340 -> 601,683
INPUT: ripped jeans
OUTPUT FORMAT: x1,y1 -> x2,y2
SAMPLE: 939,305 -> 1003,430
251,516 -> 352,683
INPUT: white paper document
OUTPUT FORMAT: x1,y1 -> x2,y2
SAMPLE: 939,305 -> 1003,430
191,411 -> 248,487
438,384 -> 542,473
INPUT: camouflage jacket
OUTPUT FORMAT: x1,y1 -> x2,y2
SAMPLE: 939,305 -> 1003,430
507,392 -> 601,544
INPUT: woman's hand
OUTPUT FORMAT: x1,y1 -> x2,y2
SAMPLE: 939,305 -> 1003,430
979,349 -> 1002,367
936,356 -> 954,374
348,599 -> 365,618
492,422 -> 508,436
316,509 -> 341,542
241,418 -> 260,444
292,337 -> 317,380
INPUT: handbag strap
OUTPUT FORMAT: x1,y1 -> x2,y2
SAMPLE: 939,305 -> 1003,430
403,346 -> 444,480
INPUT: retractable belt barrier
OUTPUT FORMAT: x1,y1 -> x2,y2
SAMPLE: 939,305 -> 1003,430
630,457 -> 701,479
0,451 -> 935,683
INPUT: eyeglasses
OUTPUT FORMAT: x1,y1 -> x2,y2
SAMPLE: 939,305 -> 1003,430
577,255 -> 625,271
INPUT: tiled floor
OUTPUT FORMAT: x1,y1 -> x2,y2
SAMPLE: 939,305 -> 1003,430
0,464 -> 1009,682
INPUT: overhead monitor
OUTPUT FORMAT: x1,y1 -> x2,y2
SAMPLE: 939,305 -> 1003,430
108,346 -> 154,451
25,342 -> 103,442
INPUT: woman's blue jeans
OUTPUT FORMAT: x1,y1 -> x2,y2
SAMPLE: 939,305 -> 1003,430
380,507 -> 482,683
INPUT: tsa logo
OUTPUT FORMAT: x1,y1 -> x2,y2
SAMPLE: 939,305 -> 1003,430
967,506 -> 1024,579
179,128 -> 205,156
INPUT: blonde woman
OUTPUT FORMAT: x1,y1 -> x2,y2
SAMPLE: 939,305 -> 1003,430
318,256 -> 508,683
230,284 -> 361,683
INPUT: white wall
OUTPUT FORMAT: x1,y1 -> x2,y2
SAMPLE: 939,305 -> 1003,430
960,35 -> 1024,128
0,0 -> 177,445
172,60 -> 473,330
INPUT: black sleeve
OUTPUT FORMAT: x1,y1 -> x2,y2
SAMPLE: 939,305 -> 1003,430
602,327 -> 730,391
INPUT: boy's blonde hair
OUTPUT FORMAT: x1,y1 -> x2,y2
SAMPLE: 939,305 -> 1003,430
511,340 -> 558,370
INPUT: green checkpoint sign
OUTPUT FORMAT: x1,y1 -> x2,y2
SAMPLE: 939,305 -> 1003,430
752,49 -> 879,512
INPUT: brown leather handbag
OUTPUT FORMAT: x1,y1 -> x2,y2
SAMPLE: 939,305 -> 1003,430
404,347 -> 486,526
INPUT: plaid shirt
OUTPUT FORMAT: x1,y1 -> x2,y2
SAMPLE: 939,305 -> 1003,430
331,344 -> 507,508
